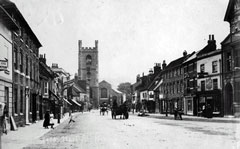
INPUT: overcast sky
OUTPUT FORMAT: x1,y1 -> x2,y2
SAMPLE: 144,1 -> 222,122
11,0 -> 229,88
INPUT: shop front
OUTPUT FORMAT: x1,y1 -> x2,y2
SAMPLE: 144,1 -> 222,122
197,90 -> 221,117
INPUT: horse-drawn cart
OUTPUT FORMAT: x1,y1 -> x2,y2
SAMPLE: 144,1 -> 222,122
111,104 -> 129,119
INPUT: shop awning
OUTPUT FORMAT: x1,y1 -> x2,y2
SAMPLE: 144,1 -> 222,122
63,98 -> 72,105
72,100 -> 81,107
49,90 -> 60,100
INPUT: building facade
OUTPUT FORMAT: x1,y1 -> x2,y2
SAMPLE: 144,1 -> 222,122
222,0 -> 240,117
0,4 -> 19,131
183,52 -> 197,115
1,1 -> 42,126
78,40 -> 99,108
196,35 -> 222,117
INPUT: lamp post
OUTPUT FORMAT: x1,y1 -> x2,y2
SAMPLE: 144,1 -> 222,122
165,91 -> 168,117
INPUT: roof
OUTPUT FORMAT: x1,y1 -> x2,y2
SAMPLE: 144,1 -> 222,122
0,0 -> 42,47
165,52 -> 194,71
197,40 -> 216,56
0,5 -> 19,30
224,0 -> 234,22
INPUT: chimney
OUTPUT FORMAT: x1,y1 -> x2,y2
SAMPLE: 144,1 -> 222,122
52,63 -> 58,68
39,54 -> 46,64
154,63 -> 161,74
162,60 -> 167,70
74,73 -> 78,82
183,50 -> 187,57
149,68 -> 153,75
136,74 -> 140,82
208,34 -> 216,44
142,72 -> 144,77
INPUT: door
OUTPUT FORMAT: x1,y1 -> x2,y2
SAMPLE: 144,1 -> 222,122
225,83 -> 233,115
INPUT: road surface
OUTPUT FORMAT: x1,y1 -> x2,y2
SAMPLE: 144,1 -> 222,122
24,110 -> 239,149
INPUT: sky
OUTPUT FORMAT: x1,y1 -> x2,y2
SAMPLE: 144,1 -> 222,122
11,0 -> 229,88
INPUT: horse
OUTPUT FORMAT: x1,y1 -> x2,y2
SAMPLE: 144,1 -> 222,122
111,104 -> 129,119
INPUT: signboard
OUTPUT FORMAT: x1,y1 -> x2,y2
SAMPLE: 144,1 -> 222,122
0,59 -> 8,68
206,78 -> 212,90
0,58 -> 9,74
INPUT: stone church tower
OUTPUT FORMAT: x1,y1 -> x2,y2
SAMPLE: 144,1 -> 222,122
78,40 -> 99,108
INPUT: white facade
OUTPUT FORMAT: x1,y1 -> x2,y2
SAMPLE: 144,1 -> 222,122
0,20 -> 13,131
140,90 -> 148,101
197,52 -> 222,91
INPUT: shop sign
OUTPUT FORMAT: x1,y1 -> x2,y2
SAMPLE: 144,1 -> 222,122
0,58 -> 8,68
206,78 -> 212,90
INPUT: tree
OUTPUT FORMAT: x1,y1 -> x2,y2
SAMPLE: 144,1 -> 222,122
117,82 -> 131,100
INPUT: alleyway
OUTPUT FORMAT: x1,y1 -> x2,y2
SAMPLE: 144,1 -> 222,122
22,110 -> 239,149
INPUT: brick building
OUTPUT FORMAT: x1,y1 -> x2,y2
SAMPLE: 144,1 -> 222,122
0,3 -> 19,131
0,1 -> 42,126
222,0 -> 240,117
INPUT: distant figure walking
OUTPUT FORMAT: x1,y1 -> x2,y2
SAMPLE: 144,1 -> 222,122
43,110 -> 50,129
49,111 -> 55,129
69,110 -> 75,124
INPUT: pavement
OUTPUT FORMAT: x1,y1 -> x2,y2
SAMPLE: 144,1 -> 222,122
131,112 -> 240,123
1,112 -> 74,149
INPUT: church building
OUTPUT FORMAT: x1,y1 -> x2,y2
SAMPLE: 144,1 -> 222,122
78,40 -> 99,108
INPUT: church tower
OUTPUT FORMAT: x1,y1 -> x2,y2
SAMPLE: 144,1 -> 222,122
78,40 -> 99,108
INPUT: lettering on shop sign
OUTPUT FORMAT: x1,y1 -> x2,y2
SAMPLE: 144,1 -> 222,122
0,58 -> 9,74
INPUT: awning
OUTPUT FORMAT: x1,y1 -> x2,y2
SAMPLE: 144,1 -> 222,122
72,100 -> 81,107
49,90 -> 60,100
63,98 -> 72,105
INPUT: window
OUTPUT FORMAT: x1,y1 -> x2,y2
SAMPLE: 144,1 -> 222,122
44,82 -> 48,95
30,59 -> 32,78
226,52 -> 232,71
101,88 -> 107,98
200,64 -> 205,73
26,56 -> 28,75
213,79 -> 218,90
20,89 -> 23,113
201,81 -> 205,91
187,100 -> 193,111
14,47 -> 18,69
14,88 -> 18,114
86,55 -> 92,65
235,50 -> 240,67
20,52 -> 23,72
212,61 -> 218,73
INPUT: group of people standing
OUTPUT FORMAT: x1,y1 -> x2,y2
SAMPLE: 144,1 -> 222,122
43,110 -> 54,129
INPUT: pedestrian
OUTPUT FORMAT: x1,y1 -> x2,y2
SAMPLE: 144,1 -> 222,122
69,112 -> 75,124
43,110 -> 50,129
49,111 -> 55,129
1,104 -> 8,134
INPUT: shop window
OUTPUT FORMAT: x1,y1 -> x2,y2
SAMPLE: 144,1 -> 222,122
212,61 -> 218,73
14,88 -> 18,114
187,100 -> 193,111
20,89 -> 23,113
